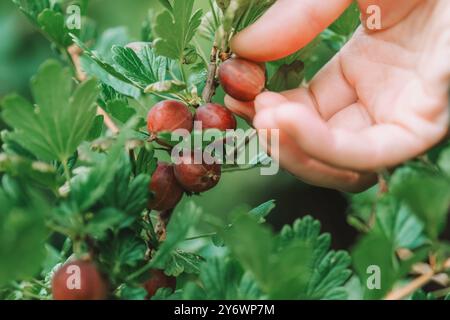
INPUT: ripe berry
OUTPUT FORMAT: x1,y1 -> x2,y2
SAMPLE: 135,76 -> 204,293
174,153 -> 221,193
219,57 -> 265,102
144,269 -> 176,299
148,163 -> 184,211
194,103 -> 237,131
52,260 -> 107,300
147,100 -> 193,135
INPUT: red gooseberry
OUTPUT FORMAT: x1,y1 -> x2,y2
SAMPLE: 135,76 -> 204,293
147,100 -> 193,135
52,260 -> 107,300
144,269 -> 176,299
148,163 -> 184,211
174,153 -> 221,193
218,57 -> 265,102
194,103 -> 237,131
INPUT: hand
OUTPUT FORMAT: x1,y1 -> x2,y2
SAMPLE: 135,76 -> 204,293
225,0 -> 450,192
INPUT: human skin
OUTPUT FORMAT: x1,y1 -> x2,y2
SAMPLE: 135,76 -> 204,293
225,0 -> 450,192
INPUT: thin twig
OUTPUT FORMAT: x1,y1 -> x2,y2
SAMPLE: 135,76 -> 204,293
68,44 -> 119,134
385,271 -> 435,300
68,44 -> 87,81
377,169 -> 389,194
202,45 -> 219,103
384,257 -> 450,300
97,106 -> 119,134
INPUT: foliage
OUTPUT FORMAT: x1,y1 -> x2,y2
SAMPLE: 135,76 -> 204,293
0,0 -> 448,301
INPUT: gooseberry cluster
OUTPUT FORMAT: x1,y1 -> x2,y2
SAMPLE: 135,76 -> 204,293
146,101 -> 234,211
147,57 -> 265,212
51,57 -> 265,300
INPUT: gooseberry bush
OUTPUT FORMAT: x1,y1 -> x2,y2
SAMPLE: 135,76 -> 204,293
0,0 -> 449,301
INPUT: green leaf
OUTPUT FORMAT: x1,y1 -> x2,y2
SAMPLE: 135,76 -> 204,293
87,115 -> 104,141
66,129 -> 133,213
135,144 -> 157,176
238,272 -> 264,299
100,155 -> 150,216
144,80 -> 186,94
352,231 -> 428,300
248,199 -> 276,222
71,35 -> 141,99
352,232 -> 396,300
373,196 -> 427,250
101,232 -> 147,269
112,46 -> 158,88
329,2 -> 360,36
151,287 -> 182,300
153,0 -> 202,60
411,290 -> 436,300
234,0 -> 275,32
438,146 -> 450,177
267,60 -> 304,92
198,6 -> 222,41
390,165 -> 450,239
41,244 -> 63,276
0,180 -> 48,285
352,195 -> 430,300
347,186 -> 378,231
79,55 -> 141,99
220,0 -> 275,37
116,284 -> 147,300
182,254 -> 264,300
164,250 -> 205,276
136,44 -> 168,82
85,208 -> 128,240
158,0 -> 173,11
37,9 -> 73,48
95,27 -> 130,63
12,0 -> 50,25
0,153 -> 61,190
278,216 -> 352,299
2,60 -> 99,163
298,34 -> 337,80
222,214 -> 329,299
221,213 -> 273,288
151,201 -> 202,268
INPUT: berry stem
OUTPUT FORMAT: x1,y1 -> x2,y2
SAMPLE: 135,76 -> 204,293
143,211 -> 159,251
185,232 -> 217,241
202,45 -> 219,103
62,159 -> 72,183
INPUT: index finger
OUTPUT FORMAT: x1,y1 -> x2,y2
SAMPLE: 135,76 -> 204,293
231,0 -> 353,62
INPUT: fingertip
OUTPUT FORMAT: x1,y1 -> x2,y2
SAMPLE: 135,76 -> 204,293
231,0 -> 352,62
224,95 -> 255,122
254,91 -> 289,113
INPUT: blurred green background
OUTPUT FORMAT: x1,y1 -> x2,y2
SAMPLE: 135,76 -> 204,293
0,0 -> 356,249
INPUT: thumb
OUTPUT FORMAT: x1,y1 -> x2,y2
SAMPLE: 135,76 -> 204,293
231,0 -> 353,62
